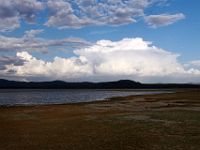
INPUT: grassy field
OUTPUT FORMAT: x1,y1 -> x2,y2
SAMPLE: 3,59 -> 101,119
0,89 -> 199,150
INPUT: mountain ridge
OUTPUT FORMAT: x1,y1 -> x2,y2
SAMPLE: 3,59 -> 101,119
0,79 -> 199,89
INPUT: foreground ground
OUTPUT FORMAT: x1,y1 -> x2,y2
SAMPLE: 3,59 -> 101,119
0,89 -> 199,150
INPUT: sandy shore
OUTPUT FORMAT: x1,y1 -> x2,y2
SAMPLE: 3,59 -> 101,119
0,89 -> 200,150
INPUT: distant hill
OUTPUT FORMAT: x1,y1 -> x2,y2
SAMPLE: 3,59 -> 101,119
0,79 -> 199,89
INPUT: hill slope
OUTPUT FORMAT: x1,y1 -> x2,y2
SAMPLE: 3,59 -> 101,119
0,79 -> 199,89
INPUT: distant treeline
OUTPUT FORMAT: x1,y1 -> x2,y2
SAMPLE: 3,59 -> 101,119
0,79 -> 199,89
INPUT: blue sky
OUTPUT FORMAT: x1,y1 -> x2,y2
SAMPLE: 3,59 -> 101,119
0,0 -> 200,82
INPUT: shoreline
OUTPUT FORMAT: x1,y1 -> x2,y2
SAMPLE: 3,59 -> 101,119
0,89 -> 199,150
0,89 -> 176,109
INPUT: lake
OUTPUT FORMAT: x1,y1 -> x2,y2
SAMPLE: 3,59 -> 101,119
0,89 -> 172,106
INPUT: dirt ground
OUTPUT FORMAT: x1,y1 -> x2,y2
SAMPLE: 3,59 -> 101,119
0,89 -> 199,150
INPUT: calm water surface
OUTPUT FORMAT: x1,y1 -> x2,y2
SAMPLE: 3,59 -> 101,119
0,89 -> 172,106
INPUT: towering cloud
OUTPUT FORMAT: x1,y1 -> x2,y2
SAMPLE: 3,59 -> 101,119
5,38 -> 200,82
0,0 -> 197,82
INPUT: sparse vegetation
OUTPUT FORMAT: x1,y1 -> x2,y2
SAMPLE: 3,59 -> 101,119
0,90 -> 199,150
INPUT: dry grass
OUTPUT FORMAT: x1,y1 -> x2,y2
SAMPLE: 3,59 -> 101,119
0,89 -> 200,150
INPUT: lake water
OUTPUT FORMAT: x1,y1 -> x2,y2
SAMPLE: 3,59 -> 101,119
0,89 -> 171,106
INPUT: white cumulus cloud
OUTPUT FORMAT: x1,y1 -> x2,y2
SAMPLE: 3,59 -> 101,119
189,60 -> 200,67
5,38 -> 200,82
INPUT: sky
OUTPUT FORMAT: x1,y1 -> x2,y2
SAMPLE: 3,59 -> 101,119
0,0 -> 200,83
